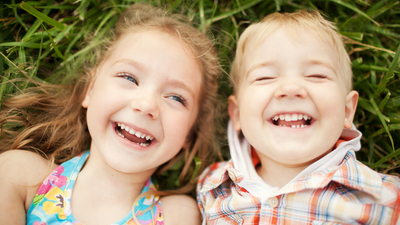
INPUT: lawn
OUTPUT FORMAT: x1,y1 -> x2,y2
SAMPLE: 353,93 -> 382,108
1,0 -> 399,190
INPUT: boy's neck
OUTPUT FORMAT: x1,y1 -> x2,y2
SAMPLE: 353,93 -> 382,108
255,158 -> 309,189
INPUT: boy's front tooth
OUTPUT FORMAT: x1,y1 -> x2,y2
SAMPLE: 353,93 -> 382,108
285,114 -> 292,121
291,114 -> 298,121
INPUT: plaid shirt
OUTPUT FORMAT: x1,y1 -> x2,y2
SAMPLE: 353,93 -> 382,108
197,151 -> 400,225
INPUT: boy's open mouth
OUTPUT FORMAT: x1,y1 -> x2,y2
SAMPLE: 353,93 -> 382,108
272,113 -> 312,128
115,122 -> 154,147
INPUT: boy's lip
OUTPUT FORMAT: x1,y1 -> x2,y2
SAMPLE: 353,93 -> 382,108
112,121 -> 157,147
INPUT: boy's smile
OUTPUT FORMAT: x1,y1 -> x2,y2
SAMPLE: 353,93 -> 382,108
229,28 -> 358,184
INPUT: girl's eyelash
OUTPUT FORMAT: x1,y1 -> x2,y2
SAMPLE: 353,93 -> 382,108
117,72 -> 138,84
170,95 -> 187,106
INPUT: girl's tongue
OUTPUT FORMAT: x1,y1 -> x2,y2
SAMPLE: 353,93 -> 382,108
119,129 -> 148,144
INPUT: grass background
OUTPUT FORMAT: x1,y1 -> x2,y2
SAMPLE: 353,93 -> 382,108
1,0 -> 399,189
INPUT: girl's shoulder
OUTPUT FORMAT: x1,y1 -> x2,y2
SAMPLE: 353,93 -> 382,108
0,150 -> 57,210
160,194 -> 201,225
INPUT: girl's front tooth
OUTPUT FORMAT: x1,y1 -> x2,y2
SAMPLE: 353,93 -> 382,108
285,114 -> 292,121
135,131 -> 142,138
291,114 -> 298,121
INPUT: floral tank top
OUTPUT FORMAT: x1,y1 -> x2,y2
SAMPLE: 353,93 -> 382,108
26,151 -> 164,225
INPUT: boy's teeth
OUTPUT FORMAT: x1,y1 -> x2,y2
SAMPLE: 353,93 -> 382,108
272,113 -> 311,122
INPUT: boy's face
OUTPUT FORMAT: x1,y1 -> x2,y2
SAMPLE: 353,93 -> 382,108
229,28 -> 358,168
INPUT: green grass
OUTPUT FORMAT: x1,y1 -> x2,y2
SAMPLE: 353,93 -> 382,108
1,0 -> 400,189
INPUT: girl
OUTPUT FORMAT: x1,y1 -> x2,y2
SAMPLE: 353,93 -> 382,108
0,3 -> 220,225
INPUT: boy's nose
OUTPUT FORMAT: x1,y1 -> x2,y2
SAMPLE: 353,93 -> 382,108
274,82 -> 307,99
130,94 -> 159,119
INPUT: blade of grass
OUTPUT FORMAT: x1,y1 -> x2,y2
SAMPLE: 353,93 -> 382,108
368,91 -> 395,151
374,43 -> 400,97
20,2 -> 65,30
328,0 -> 379,26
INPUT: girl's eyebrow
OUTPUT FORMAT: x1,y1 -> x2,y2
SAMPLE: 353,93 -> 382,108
114,59 -> 145,71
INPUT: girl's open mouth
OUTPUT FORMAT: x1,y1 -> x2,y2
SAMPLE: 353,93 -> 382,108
115,122 -> 154,147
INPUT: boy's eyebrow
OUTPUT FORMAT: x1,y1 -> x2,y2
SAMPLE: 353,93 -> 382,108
306,59 -> 337,74
246,61 -> 275,77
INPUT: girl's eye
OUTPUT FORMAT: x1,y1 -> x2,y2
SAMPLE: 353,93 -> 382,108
169,95 -> 187,106
117,72 -> 138,85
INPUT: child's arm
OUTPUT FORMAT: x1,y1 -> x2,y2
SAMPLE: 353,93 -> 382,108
161,195 -> 201,225
0,150 -> 56,224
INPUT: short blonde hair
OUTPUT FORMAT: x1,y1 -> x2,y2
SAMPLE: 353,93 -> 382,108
230,10 -> 352,94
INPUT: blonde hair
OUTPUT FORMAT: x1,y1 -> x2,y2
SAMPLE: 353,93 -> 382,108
230,10 -> 352,94
1,3 -> 219,191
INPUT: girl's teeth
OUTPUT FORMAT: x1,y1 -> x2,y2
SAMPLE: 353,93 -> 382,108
135,131 -> 142,138
291,114 -> 298,121
117,123 -> 154,141
285,114 -> 292,121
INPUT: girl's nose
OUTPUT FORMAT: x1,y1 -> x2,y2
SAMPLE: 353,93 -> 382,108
130,95 -> 159,119
274,81 -> 307,99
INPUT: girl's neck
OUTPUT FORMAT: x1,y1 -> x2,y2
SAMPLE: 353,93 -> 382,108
70,154 -> 154,225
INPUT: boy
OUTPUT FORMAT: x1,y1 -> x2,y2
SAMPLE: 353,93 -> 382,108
197,10 -> 400,224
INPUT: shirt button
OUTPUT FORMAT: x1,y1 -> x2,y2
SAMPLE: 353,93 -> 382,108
268,197 -> 278,208
228,171 -> 236,181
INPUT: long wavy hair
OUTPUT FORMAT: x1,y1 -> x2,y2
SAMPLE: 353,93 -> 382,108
0,3 -> 220,191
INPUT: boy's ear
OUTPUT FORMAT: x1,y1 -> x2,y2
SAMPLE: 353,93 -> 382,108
344,90 -> 359,129
228,95 -> 241,131
81,70 -> 95,108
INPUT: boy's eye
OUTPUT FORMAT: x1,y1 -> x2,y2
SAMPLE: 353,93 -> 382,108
307,74 -> 327,79
257,77 -> 274,81
117,72 -> 138,85
169,95 -> 187,106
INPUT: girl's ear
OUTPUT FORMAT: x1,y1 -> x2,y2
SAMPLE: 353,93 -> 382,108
344,90 -> 359,129
81,70 -> 95,108
228,95 -> 241,131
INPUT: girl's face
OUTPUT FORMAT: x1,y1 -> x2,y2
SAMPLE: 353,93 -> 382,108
82,30 -> 202,176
